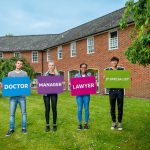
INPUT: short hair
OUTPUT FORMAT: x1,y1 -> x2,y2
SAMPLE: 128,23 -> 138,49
16,59 -> 23,64
80,63 -> 88,68
110,56 -> 119,62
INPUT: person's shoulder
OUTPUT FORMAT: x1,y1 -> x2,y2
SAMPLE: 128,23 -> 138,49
8,70 -> 15,77
75,73 -> 80,78
105,67 -> 112,70
22,70 -> 28,75
117,66 -> 124,70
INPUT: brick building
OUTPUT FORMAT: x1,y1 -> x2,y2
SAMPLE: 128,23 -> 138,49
0,7 -> 149,99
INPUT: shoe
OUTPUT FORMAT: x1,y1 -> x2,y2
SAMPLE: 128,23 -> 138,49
118,123 -> 123,130
22,129 -> 27,134
111,122 -> 117,130
77,124 -> 82,130
84,123 -> 89,130
53,125 -> 57,132
6,130 -> 14,137
45,125 -> 50,132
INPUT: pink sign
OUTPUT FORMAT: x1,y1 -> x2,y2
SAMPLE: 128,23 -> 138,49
70,76 -> 97,96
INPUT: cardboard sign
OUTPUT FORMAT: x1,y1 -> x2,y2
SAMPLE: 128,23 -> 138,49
37,76 -> 64,94
2,77 -> 30,97
104,70 -> 131,88
70,76 -> 96,96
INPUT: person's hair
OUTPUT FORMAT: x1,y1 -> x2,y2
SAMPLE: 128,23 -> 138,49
110,56 -> 119,62
48,60 -> 59,75
80,63 -> 88,68
15,59 -> 23,64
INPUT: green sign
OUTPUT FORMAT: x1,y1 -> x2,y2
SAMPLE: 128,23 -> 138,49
104,70 -> 131,88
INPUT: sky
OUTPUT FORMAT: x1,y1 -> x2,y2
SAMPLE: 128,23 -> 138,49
0,0 -> 135,36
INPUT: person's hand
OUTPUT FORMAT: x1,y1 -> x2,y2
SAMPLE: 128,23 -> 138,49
0,82 -> 2,90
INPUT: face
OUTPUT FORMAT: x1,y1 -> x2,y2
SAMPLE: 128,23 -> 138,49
80,64 -> 87,74
15,61 -> 23,70
111,60 -> 118,67
48,62 -> 55,72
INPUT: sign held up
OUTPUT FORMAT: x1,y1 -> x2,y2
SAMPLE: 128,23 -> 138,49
2,77 -> 30,97
70,76 -> 96,96
104,70 -> 131,88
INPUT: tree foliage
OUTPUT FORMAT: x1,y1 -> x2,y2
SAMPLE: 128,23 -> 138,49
120,0 -> 150,66
0,57 -> 35,81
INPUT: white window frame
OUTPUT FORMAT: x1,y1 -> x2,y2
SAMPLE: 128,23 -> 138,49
14,52 -> 21,58
0,52 -> 3,59
47,50 -> 50,62
58,46 -> 62,60
70,42 -> 77,57
32,51 -> 38,63
87,36 -> 94,54
109,30 -> 118,50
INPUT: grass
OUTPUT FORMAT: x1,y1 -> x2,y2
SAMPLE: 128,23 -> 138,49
0,91 -> 150,150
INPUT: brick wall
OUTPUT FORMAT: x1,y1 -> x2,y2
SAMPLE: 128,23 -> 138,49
2,25 -> 150,99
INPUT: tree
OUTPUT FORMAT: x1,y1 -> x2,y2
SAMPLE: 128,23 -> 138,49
120,0 -> 150,66
0,57 -> 35,81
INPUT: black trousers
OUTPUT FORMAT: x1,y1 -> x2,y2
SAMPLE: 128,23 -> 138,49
109,89 -> 124,123
43,94 -> 58,125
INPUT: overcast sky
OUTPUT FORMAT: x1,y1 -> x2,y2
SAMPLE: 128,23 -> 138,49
0,0 -> 136,36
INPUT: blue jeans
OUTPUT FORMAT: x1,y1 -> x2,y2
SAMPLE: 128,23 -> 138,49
9,96 -> 27,130
76,95 -> 90,124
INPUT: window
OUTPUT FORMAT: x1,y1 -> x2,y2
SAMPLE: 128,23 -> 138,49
70,42 -> 77,57
87,37 -> 94,54
32,51 -> 38,63
14,52 -> 21,58
58,46 -> 62,59
0,52 -> 3,59
109,31 -> 118,50
47,50 -> 50,62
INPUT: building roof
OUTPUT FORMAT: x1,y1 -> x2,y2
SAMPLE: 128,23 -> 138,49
0,7 -> 132,52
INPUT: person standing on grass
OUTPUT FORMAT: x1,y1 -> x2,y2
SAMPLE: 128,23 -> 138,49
43,60 -> 59,132
105,56 -> 124,130
75,63 -> 91,130
6,59 -> 28,136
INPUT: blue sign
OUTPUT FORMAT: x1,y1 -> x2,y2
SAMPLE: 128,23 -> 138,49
2,77 -> 30,97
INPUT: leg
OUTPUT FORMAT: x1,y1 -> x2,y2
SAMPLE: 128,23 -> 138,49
117,90 -> 124,123
51,94 -> 58,125
83,95 -> 90,124
18,96 -> 27,129
76,96 -> 83,124
43,95 -> 50,125
9,97 -> 18,130
109,91 -> 117,123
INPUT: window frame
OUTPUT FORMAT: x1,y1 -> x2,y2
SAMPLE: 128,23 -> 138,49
70,41 -> 77,57
108,30 -> 118,50
32,51 -> 38,63
87,36 -> 94,54
58,46 -> 62,60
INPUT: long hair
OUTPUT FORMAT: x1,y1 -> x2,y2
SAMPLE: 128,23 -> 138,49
48,60 -> 59,75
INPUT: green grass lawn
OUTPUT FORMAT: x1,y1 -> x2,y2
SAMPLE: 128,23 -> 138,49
0,91 -> 150,150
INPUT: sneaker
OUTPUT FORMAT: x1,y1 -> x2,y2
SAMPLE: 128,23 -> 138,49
84,123 -> 89,130
53,125 -> 57,132
111,122 -> 117,130
45,125 -> 50,132
6,130 -> 14,137
22,129 -> 27,134
118,123 -> 123,130
77,124 -> 82,130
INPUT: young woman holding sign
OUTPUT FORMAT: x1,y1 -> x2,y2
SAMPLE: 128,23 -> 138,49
75,63 -> 91,130
43,60 -> 59,132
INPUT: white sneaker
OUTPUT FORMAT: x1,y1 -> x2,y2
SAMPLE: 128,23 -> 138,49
111,122 -> 117,130
118,123 -> 123,130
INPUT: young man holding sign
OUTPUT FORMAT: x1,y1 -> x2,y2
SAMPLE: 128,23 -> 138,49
106,57 -> 124,130
6,59 -> 28,136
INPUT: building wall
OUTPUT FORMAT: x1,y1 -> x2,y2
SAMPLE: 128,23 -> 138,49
1,25 -> 150,99
43,25 -> 150,99
3,51 -> 43,73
